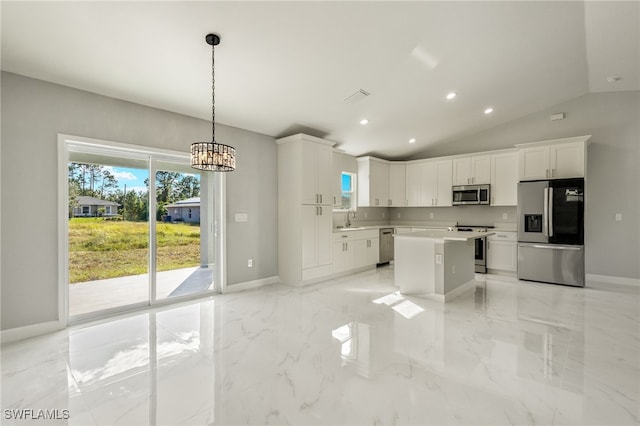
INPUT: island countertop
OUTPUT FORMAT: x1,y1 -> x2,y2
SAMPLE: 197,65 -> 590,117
394,230 -> 494,241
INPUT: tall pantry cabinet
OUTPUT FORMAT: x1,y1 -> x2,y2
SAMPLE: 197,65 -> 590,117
277,134 -> 335,285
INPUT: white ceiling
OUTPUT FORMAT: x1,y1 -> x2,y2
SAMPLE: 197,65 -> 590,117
2,1 -> 638,159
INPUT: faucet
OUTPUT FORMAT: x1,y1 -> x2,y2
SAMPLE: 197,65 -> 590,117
345,210 -> 356,228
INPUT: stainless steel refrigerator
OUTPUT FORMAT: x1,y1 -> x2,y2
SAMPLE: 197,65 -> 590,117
517,178 -> 585,287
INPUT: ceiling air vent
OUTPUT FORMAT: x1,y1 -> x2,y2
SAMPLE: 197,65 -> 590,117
343,89 -> 371,104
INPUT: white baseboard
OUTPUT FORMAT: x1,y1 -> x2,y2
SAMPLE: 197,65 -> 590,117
1,320 -> 64,345
223,275 -> 279,293
586,274 -> 640,286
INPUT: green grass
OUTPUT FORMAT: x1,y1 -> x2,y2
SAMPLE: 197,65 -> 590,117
69,218 -> 200,283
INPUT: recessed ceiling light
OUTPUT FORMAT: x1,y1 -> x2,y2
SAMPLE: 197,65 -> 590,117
360,119 -> 369,125
409,138 -> 416,144
446,92 -> 457,100
484,107 -> 494,114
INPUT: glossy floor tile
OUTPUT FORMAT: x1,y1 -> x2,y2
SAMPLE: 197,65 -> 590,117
2,266 -> 639,425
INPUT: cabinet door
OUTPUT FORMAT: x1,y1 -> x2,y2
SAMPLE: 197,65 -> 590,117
389,163 -> 406,206
353,239 -> 368,269
487,240 -> 517,271
317,144 -> 333,205
332,152 -> 343,207
471,155 -> 491,184
452,157 -> 472,185
367,238 -> 380,265
406,163 -> 421,206
370,160 -> 389,206
300,142 -> 319,204
435,160 -> 453,206
550,142 -> 584,178
491,152 -> 518,206
301,205 -> 318,269
519,146 -> 549,181
333,241 -> 352,273
316,206 -> 332,267
419,161 -> 436,206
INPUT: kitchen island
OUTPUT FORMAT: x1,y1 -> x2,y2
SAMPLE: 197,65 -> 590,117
394,230 -> 493,302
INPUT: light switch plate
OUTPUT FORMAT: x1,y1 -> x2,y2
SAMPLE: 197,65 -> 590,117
235,213 -> 248,222
615,213 -> 622,222
502,213 -> 508,219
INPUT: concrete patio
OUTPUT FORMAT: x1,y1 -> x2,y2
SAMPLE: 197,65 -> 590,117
69,266 -> 216,316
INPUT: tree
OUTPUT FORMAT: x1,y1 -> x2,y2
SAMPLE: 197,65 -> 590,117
174,175 -> 200,200
155,171 -> 180,204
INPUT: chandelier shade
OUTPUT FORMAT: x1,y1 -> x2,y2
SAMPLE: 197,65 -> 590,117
190,33 -> 236,172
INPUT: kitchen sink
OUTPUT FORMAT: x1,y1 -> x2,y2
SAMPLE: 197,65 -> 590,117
335,226 -> 366,231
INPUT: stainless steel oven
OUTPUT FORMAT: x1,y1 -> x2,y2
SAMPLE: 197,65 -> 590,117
456,226 -> 491,273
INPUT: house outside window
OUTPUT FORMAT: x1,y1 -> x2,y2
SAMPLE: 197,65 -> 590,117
82,206 -> 90,215
188,208 -> 192,219
341,172 -> 356,210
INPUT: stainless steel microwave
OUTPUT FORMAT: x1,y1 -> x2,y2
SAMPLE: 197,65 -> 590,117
452,184 -> 490,205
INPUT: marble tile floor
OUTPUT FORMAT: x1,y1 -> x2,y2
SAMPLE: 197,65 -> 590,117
1,266 -> 639,425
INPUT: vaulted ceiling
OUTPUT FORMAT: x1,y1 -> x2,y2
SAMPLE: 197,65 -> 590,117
2,1 -> 638,159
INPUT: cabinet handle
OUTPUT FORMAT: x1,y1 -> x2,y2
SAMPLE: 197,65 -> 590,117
320,194 -> 323,203
389,199 -> 392,206
467,178 -> 470,184
319,206 -> 323,215
376,198 -> 379,206
551,168 -> 555,178
472,177 -> 475,184
546,169 -> 549,178
333,196 -> 336,205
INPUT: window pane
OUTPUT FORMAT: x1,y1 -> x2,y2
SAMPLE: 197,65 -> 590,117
341,173 -> 352,192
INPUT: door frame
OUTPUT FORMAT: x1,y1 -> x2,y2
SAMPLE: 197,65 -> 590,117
58,134 -> 227,326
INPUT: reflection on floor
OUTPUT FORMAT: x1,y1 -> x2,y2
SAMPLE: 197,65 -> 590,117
69,267 -> 214,316
3,266 -> 639,425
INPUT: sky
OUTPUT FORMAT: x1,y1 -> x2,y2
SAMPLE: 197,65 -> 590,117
106,166 -> 149,193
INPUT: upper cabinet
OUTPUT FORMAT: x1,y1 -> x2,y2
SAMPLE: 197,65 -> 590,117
389,162 -> 406,207
517,136 -> 590,181
300,139 -> 333,204
406,159 -> 452,207
452,154 -> 491,185
490,150 -> 518,206
357,157 -> 390,207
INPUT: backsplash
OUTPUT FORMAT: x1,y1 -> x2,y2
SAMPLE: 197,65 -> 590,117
333,206 -> 516,228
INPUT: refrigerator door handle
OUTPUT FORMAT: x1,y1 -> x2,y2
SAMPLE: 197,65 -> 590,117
548,187 -> 554,237
543,187 -> 549,237
526,244 -> 582,251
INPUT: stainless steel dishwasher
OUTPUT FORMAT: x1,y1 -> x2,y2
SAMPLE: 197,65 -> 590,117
379,228 -> 394,264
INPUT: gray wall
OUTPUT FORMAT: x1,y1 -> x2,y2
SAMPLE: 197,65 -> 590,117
414,91 -> 640,280
1,72 -> 277,330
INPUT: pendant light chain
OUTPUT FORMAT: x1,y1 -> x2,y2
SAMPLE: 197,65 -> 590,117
211,40 -> 215,142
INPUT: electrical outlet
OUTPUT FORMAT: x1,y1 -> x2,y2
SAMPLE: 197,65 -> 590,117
615,213 -> 622,222
429,212 -> 434,219
364,212 -> 368,219
397,213 -> 401,218
382,212 -> 386,218
502,212 -> 508,220
248,259 -> 253,267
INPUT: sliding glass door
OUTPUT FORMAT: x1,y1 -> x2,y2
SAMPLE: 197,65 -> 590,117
64,137 -> 222,321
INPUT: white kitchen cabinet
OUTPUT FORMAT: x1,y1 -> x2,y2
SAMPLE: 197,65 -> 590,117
517,137 -> 588,181
406,162 -> 421,206
453,155 -> 491,185
277,134 -> 335,286
408,159 -> 452,207
332,229 -> 379,274
357,157 -> 390,207
487,231 -> 517,272
332,239 -> 355,274
332,151 -> 344,208
355,237 -> 379,268
490,150 -> 518,206
389,162 -> 406,207
300,140 -> 333,204
301,205 -> 332,270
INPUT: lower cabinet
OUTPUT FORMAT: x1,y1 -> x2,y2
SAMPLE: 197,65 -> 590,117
487,231 -> 517,272
332,229 -> 379,274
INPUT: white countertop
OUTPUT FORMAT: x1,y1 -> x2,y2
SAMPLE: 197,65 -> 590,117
394,229 -> 494,241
